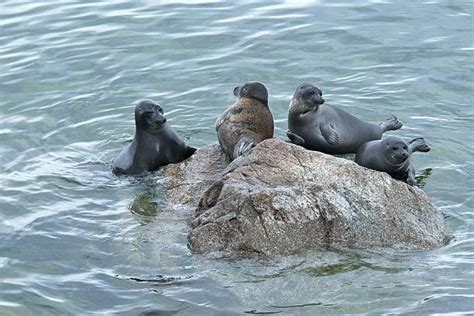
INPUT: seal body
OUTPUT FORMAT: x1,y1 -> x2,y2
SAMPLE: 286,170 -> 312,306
216,82 -> 274,161
355,136 -> 430,185
287,83 -> 403,154
113,100 -> 196,175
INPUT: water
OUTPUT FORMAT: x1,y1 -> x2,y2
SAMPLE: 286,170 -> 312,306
1,0 -> 473,314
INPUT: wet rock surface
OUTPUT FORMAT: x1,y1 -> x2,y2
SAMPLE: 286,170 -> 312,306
162,144 -> 228,207
163,139 -> 448,258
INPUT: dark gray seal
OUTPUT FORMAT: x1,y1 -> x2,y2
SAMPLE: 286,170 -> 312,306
287,83 -> 403,154
215,81 -> 274,161
113,100 -> 196,175
355,136 -> 431,185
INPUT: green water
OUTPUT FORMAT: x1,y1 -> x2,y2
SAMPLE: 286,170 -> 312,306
1,1 -> 473,314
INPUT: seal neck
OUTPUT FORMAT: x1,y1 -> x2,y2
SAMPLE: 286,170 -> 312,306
383,153 -> 409,171
250,96 -> 268,107
135,124 -> 166,141
289,99 -> 319,115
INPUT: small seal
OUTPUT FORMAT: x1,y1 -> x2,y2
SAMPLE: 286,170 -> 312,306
215,81 -> 274,161
287,83 -> 403,154
355,136 -> 431,185
113,100 -> 196,175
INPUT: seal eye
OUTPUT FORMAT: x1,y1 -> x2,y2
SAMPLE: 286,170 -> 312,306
243,87 -> 249,93
403,145 -> 407,150
391,146 -> 398,151
308,90 -> 315,95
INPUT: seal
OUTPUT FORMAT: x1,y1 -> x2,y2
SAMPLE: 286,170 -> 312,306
287,83 -> 403,154
355,136 -> 431,185
113,100 -> 196,175
215,81 -> 274,161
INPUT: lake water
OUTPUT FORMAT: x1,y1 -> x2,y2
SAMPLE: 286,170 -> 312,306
1,0 -> 473,314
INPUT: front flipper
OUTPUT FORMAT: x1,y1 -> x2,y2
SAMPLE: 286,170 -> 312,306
286,130 -> 305,146
183,146 -> 197,160
408,137 -> 430,154
320,123 -> 339,145
215,110 -> 228,131
233,137 -> 255,159
406,165 -> 416,186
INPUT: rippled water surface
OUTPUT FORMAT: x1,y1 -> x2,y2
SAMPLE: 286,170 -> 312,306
1,0 -> 473,314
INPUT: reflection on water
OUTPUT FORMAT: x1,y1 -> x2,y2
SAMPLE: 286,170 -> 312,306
0,0 -> 473,314
415,167 -> 433,188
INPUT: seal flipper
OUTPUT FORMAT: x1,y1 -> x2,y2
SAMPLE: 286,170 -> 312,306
406,165 -> 416,186
380,115 -> 403,132
183,146 -> 197,160
287,130 -> 305,146
408,137 -> 430,154
234,137 -> 255,159
320,123 -> 339,145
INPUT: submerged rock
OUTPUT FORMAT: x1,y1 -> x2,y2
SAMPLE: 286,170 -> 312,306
181,139 -> 448,258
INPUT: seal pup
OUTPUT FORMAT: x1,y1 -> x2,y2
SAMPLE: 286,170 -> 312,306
215,81 -> 274,161
113,100 -> 196,175
287,83 -> 403,154
355,136 -> 431,185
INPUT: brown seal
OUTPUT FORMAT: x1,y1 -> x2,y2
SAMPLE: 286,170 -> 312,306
215,81 -> 274,161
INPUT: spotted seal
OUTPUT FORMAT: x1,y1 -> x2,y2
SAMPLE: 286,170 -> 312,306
215,81 -> 274,161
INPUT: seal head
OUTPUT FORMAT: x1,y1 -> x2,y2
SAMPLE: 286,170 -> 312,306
382,136 -> 409,165
135,99 -> 167,133
233,81 -> 269,107
291,83 -> 325,114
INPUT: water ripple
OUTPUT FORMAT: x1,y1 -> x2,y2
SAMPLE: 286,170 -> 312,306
0,0 -> 472,314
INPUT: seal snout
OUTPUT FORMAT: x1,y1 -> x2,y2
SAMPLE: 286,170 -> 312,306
150,113 -> 167,129
396,152 -> 408,162
233,86 -> 240,97
313,95 -> 325,105
392,149 -> 409,163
